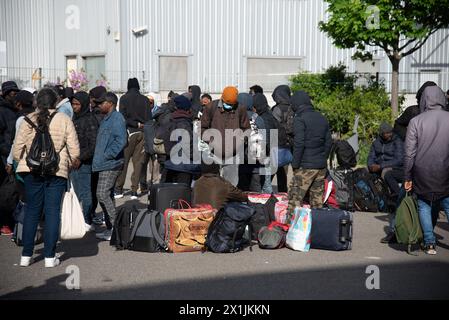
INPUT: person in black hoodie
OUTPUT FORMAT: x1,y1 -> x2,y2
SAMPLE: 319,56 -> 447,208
253,93 -> 280,194
115,78 -> 150,199
271,85 -> 294,192
287,91 -> 332,219
0,81 -> 20,167
393,81 -> 437,141
161,95 -> 197,186
70,92 -> 99,231
188,85 -> 203,119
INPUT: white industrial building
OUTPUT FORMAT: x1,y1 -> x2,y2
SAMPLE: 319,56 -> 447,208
1,0 -> 448,103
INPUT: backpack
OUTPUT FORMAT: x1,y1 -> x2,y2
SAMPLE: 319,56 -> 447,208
258,221 -> 289,249
23,113 -> 60,176
249,195 -> 278,240
329,140 -> 357,169
353,168 -> 391,213
143,119 -> 157,155
205,202 -> 256,253
395,194 -> 423,255
328,169 -> 354,211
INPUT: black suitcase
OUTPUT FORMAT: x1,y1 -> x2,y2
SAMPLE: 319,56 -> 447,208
311,208 -> 353,251
149,183 -> 192,213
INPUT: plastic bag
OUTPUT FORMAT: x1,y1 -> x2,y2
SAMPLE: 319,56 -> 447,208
286,207 -> 312,252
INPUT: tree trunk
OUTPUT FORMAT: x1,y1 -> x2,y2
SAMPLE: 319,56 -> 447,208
390,56 -> 400,117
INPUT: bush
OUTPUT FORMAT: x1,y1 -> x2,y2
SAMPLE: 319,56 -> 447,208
290,63 -> 394,165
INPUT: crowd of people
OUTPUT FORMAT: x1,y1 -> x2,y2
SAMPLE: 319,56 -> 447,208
1,77 -> 449,268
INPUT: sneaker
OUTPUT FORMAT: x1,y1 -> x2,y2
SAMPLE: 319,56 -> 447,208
92,215 -> 105,226
96,229 -> 112,241
424,244 -> 437,255
85,224 -> 96,232
114,192 -> 124,200
20,256 -> 34,267
130,192 -> 139,200
45,257 -> 61,268
380,232 -> 397,244
1,226 -> 13,236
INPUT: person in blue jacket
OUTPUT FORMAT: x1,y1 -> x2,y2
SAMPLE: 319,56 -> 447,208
92,92 -> 127,241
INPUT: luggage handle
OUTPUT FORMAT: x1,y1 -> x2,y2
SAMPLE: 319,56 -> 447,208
128,209 -> 147,246
170,199 -> 192,209
339,219 -> 353,243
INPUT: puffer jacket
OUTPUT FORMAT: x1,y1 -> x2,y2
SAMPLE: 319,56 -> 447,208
367,134 -> 404,169
13,110 -> 80,179
290,91 -> 332,170
404,86 -> 449,201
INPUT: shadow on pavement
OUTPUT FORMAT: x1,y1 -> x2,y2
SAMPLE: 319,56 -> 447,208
2,260 -> 449,300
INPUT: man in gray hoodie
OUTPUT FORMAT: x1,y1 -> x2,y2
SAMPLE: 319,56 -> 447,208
404,85 -> 449,255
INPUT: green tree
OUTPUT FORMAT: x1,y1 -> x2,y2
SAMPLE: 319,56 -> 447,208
319,0 -> 449,116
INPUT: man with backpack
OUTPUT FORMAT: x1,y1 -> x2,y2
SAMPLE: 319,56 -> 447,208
404,85 -> 449,255
272,85 -> 294,192
93,92 -> 128,242
287,91 -> 332,219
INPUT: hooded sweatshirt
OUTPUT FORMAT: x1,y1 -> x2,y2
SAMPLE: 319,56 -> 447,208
404,86 -> 449,201
290,91 -> 332,169
367,122 -> 404,169
253,93 -> 285,151
272,85 -> 293,125
394,81 -> 437,140
73,92 -> 99,163
119,79 -> 150,134
189,85 -> 202,119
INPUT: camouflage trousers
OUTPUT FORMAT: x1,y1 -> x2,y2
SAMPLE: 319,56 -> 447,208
287,168 -> 327,220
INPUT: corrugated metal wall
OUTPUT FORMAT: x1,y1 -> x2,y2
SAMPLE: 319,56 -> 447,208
1,0 -> 448,93
119,0 -> 358,93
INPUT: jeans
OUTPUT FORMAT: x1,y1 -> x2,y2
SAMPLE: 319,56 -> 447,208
22,174 -> 67,258
70,164 -> 93,225
417,196 -> 449,245
260,166 -> 273,194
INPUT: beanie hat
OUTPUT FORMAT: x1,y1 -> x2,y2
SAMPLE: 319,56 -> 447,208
222,86 -> 239,105
2,81 -> 20,97
379,122 -> 393,135
127,78 -> 140,91
174,95 -> 192,110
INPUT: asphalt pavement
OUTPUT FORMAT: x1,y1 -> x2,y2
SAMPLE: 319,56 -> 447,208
1,168 -> 449,300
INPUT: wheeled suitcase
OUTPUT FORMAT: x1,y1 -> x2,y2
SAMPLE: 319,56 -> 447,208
149,183 -> 192,213
310,208 -> 353,251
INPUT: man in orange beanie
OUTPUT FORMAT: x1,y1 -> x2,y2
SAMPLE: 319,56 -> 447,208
201,86 -> 250,186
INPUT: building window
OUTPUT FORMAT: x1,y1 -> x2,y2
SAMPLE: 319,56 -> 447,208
83,56 -> 106,89
247,58 -> 302,92
159,56 -> 188,92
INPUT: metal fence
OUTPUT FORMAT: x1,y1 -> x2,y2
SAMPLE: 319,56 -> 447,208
1,67 -> 448,95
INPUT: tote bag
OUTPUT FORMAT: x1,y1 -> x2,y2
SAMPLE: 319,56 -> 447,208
60,183 -> 86,240
286,207 -> 312,252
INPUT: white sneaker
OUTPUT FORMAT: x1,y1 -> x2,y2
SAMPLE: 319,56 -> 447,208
85,224 -> 96,232
114,193 -> 124,200
96,229 -> 112,241
45,257 -> 61,268
20,256 -> 34,267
